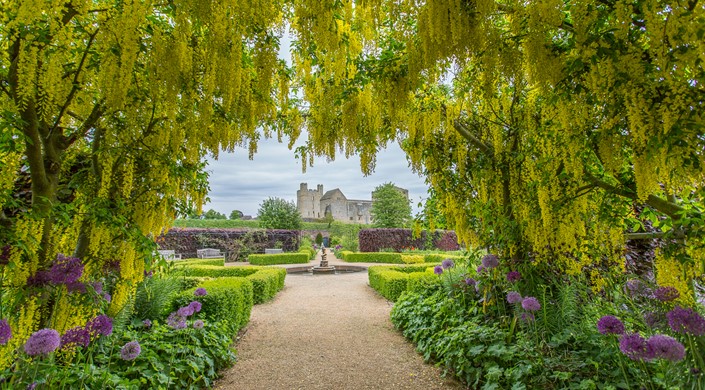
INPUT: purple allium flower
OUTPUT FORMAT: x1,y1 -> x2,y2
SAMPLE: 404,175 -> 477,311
103,293 -> 111,303
654,286 -> 680,302
464,278 -> 476,287
60,326 -> 90,348
619,333 -> 654,361
188,301 -> 202,313
507,291 -> 523,304
66,281 -> 86,294
433,265 -> 443,275
476,265 -> 485,273
335,245 -> 342,250
667,306 -> 705,336
24,329 -> 60,356
194,288 -> 207,297
597,315 -> 625,335
481,254 -> 499,269
521,297 -> 541,312
647,334 -> 685,362
91,281 -> 103,295
506,271 -> 521,283
120,341 -> 141,361
49,254 -> 84,285
644,312 -> 661,328
167,312 -> 187,329
0,319 -> 11,345
143,319 -> 152,328
521,312 -> 535,322
86,315 -> 113,337
193,320 -> 204,329
144,270 -> 154,278
177,305 -> 195,317
441,259 -> 455,269
27,383 -> 37,390
26,270 -> 50,287
103,260 -> 121,274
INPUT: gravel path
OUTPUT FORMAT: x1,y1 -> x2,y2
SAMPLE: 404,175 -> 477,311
215,262 -> 463,389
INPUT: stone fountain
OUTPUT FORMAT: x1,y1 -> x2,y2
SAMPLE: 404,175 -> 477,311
311,247 -> 336,274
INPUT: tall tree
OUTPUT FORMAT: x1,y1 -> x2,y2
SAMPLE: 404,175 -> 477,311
257,197 -> 302,230
229,210 -> 244,220
370,183 -> 412,228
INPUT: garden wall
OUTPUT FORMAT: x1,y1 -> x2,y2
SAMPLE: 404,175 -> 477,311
358,229 -> 459,252
157,228 -> 300,259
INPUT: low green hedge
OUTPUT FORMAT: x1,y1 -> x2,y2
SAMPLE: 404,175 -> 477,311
174,265 -> 286,304
299,246 -> 316,260
171,277 -> 254,333
172,258 -> 226,267
337,251 -> 353,260
343,252 -> 404,264
423,254 -> 465,263
248,252 -> 309,265
368,265 -> 441,301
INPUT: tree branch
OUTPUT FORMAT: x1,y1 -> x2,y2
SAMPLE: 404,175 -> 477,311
452,119 -> 494,157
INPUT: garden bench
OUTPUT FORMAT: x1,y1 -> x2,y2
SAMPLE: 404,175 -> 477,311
157,249 -> 182,260
264,248 -> 284,254
197,248 -> 225,259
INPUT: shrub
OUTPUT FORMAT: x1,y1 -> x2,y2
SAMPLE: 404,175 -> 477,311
299,246 -> 316,260
423,254 -> 465,263
173,265 -> 260,278
172,277 -> 253,333
358,228 -> 459,252
172,258 -> 225,267
173,265 -> 285,305
343,252 -> 404,264
338,250 -> 353,260
401,254 -> 425,264
157,228 -> 300,258
248,253 -> 309,265
368,267 -> 409,301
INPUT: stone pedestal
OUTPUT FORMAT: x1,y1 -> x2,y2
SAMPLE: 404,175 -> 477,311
312,248 -> 336,274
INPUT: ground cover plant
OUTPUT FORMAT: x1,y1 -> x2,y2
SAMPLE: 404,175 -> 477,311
391,251 -> 705,389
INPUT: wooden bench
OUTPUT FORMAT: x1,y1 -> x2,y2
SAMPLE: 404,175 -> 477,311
264,248 -> 284,254
197,248 -> 225,259
157,249 -> 182,260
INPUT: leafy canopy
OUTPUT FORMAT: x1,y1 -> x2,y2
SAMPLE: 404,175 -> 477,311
371,182 -> 412,228
257,197 -> 302,230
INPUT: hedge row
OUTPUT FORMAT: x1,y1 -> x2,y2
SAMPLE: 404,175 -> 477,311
423,254 -> 465,263
173,265 -> 286,304
299,246 -> 316,260
171,277 -> 253,334
358,229 -> 459,252
368,265 -> 440,301
157,228 -> 300,258
342,252 -> 404,264
171,258 -> 225,267
248,253 -> 310,265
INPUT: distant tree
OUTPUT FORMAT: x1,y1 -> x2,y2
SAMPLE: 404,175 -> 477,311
371,183 -> 412,228
315,232 -> 323,246
203,209 -> 227,220
229,210 -> 244,220
257,198 -> 302,230
322,211 -> 334,228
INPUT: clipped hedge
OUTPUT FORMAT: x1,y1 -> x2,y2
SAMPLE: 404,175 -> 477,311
248,253 -> 309,265
358,229 -> 459,252
158,228 -> 300,258
173,265 -> 286,304
171,277 -> 254,333
337,251 -> 353,260
401,254 -> 424,264
423,254 -> 465,263
171,258 -> 225,267
368,265 -> 440,301
343,252 -> 404,264
298,246 -> 316,260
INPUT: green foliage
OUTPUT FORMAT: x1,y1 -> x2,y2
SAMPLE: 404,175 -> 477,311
248,252 -> 309,265
315,232 -> 323,245
368,265 -> 440,301
229,210 -> 244,220
203,209 -> 227,220
370,182 -> 412,228
423,254 -> 465,263
342,252 -> 404,264
133,276 -> 184,321
173,265 -> 260,278
173,258 -> 226,267
257,197 -> 302,230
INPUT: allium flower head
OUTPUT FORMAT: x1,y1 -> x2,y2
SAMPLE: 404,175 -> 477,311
49,254 -> 84,285
441,259 -> 455,269
91,281 -> 103,295
464,278 -> 476,287
476,265 -> 485,274
60,326 -> 90,348
167,312 -> 187,329
143,319 -> 152,328
103,293 -> 111,303
481,254 -> 499,269
507,291 -> 523,304
66,282 -> 86,294
177,305 -> 195,317
188,301 -> 202,313
26,270 -> 50,287
27,383 -> 37,390
647,334 -> 685,362
194,288 -> 207,297
654,286 -> 680,302
433,265 -> 443,275
0,319 -> 11,345
521,312 -> 535,322
597,315 -> 625,335
521,297 -> 541,312
619,333 -> 654,361
667,306 -> 705,336
24,329 -> 60,356
86,315 -> 113,337
120,341 -> 141,361
193,320 -> 204,329
506,271 -> 521,283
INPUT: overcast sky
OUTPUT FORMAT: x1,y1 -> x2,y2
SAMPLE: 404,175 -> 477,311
202,139 -> 429,217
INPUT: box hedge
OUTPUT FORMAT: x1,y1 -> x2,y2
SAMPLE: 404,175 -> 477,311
248,252 -> 309,265
171,277 -> 253,333
171,258 -> 225,267
174,265 -> 286,304
368,265 -> 441,301
358,228 -> 459,252
342,252 -> 404,264
400,254 -> 425,264
423,254 -> 465,263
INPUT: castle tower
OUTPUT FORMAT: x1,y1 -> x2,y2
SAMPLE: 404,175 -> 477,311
297,183 -> 323,219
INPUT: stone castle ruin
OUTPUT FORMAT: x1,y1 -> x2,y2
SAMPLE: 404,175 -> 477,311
296,183 -> 408,223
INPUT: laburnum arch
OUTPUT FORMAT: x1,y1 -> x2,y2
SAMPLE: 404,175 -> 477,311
0,0 -> 703,364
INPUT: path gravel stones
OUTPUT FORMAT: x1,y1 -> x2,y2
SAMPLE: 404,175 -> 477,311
215,263 -> 463,389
